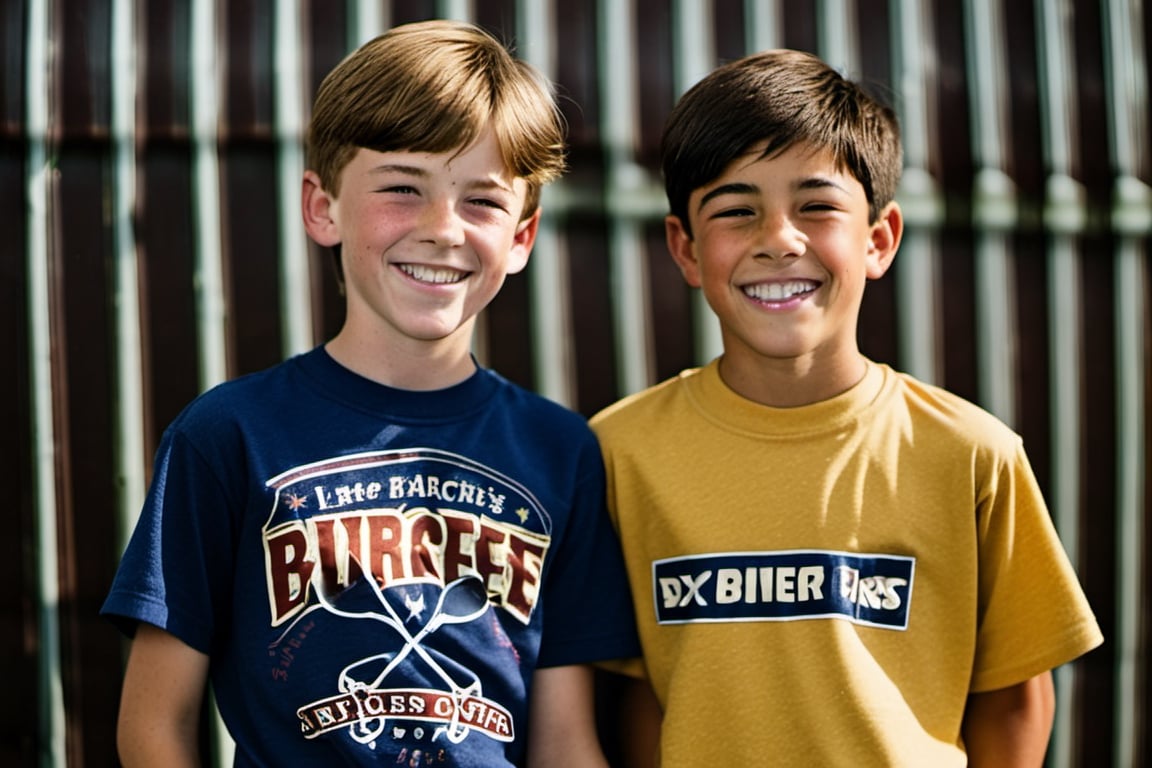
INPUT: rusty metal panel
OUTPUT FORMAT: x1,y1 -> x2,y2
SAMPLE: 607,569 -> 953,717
3,0 -> 36,763
10,0 -> 1150,765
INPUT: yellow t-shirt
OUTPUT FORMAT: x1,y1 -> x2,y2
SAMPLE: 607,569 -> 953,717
591,359 -> 1103,767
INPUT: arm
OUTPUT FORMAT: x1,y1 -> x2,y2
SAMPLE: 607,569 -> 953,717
117,623 -> 211,768
962,671 -> 1055,768
526,665 -> 607,768
618,675 -> 662,768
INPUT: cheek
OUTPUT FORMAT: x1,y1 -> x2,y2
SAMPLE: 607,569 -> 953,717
694,231 -> 739,263
356,212 -> 410,248
816,231 -> 870,272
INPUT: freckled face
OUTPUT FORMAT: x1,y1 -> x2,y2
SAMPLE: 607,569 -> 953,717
307,129 -> 538,352
666,142 -> 898,382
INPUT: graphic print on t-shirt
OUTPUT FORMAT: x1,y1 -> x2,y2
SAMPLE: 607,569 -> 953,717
653,550 -> 914,629
262,448 -> 551,757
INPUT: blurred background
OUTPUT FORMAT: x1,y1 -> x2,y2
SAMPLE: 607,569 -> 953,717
5,0 -> 1149,765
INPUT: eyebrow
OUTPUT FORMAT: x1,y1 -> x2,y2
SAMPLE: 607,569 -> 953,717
368,163 -> 428,177
696,176 -> 852,213
367,164 -> 514,193
697,182 -> 757,211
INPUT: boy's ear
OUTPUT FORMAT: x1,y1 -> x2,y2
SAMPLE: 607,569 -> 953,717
301,170 -> 341,247
665,214 -> 703,287
505,208 -> 541,275
865,201 -> 903,280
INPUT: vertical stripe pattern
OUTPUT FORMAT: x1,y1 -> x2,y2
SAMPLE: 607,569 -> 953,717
5,1 -> 1148,764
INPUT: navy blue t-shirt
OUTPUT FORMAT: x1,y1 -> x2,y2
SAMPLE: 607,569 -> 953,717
103,348 -> 639,766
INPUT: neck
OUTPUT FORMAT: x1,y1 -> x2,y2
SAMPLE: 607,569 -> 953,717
717,352 -> 869,408
324,331 -> 477,391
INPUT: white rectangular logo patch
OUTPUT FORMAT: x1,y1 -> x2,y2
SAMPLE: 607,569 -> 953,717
653,550 -> 915,630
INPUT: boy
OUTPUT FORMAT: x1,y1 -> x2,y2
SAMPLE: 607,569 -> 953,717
591,49 -> 1102,766
102,20 -> 638,767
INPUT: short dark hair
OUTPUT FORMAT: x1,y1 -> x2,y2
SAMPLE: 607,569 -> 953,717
661,49 -> 902,235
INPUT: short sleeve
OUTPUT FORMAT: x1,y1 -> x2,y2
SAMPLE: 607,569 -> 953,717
101,424 -> 240,654
534,434 -> 640,668
969,442 -> 1103,692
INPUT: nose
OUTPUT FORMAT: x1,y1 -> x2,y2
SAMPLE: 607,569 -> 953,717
756,213 -> 805,260
418,198 -> 466,247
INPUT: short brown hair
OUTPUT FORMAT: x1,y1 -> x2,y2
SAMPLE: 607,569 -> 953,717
662,49 -> 902,234
307,19 -> 566,219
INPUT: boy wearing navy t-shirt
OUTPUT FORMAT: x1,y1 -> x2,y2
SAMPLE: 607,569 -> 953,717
104,20 -> 638,767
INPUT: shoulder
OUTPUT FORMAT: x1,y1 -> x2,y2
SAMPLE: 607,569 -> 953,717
164,354 -> 310,444
485,371 -> 601,453
590,369 -> 697,437
490,371 -> 590,428
882,367 -> 1022,455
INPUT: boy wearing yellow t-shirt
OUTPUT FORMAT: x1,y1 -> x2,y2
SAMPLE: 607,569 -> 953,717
592,49 -> 1102,767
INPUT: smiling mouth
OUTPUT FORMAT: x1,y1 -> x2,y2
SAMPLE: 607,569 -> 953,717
398,263 -> 470,285
743,279 -> 819,301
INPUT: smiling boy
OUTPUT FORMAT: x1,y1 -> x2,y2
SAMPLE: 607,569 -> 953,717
592,49 -> 1102,766
669,139 -> 897,406
103,20 -> 638,767
307,129 -> 535,383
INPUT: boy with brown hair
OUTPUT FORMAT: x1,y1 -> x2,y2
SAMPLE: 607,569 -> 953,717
103,20 -> 637,767
592,48 -> 1101,766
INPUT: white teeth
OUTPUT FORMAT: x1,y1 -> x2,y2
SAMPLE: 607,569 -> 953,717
744,280 -> 818,301
399,263 -> 468,284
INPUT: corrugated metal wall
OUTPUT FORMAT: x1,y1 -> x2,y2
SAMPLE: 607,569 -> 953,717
6,0 -> 1149,765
